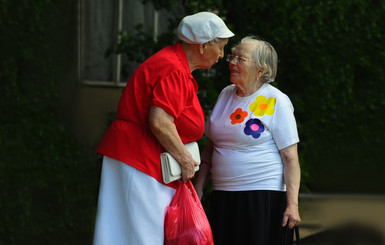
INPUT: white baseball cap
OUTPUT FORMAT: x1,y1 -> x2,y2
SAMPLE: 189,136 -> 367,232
177,12 -> 234,44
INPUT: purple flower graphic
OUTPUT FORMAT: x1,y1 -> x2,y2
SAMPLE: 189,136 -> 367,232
244,118 -> 265,139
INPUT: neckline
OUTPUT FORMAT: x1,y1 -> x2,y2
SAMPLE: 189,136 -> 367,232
234,83 -> 268,101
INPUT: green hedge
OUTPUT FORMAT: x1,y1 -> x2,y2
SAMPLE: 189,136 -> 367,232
0,0 -> 99,244
1,0 -> 385,244
229,0 -> 385,193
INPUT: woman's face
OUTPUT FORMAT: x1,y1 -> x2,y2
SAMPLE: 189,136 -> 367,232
201,38 -> 228,69
229,43 -> 258,87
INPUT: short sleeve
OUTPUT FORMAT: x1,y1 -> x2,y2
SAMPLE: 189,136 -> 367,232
152,71 -> 191,119
270,96 -> 299,150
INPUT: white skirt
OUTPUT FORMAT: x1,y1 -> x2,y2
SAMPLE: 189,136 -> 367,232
93,156 -> 176,245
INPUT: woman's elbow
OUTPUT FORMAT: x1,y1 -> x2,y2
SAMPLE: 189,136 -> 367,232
280,144 -> 299,165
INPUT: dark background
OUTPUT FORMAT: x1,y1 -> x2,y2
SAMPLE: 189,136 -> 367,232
1,0 -> 384,244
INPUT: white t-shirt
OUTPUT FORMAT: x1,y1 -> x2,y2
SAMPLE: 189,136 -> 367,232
206,83 -> 299,191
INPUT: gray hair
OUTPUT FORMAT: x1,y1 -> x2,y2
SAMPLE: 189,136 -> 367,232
208,37 -> 222,44
238,36 -> 278,83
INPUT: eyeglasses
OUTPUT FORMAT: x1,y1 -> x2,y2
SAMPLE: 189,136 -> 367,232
226,54 -> 255,64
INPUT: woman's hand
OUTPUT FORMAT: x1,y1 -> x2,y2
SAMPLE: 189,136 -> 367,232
180,158 -> 199,182
149,106 -> 198,182
282,204 -> 301,229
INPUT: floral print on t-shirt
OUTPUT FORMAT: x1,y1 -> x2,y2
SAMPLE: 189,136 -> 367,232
244,118 -> 265,138
230,108 -> 248,124
249,96 -> 276,117
229,95 -> 276,139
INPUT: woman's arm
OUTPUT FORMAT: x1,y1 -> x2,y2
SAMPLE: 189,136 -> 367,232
149,106 -> 198,182
194,139 -> 214,199
280,143 -> 301,229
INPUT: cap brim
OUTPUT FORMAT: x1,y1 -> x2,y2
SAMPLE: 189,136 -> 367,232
217,29 -> 235,39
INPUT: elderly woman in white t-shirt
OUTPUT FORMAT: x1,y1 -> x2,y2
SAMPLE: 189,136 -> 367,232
195,36 -> 301,245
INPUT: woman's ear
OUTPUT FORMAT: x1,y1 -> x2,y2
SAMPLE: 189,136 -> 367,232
199,43 -> 207,55
256,69 -> 264,81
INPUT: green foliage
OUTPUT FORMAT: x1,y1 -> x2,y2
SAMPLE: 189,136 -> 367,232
0,120 -> 99,244
226,0 -> 385,193
140,0 -> 180,10
107,24 -> 177,64
2,1 -> 385,243
0,0 -> 99,244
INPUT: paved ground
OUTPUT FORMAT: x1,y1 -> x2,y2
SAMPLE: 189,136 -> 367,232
298,194 -> 385,244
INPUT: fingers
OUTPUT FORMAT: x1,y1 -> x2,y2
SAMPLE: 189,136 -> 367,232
181,170 -> 193,182
282,210 -> 301,229
281,204 -> 301,229
182,174 -> 189,182
287,219 -> 296,229
281,215 -> 289,227
282,216 -> 301,229
181,161 -> 198,182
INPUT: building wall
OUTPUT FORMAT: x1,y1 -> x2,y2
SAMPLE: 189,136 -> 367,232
62,0 -> 178,151
71,86 -> 122,149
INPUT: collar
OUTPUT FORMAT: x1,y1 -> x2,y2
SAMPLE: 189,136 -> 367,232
173,42 -> 198,91
173,42 -> 194,80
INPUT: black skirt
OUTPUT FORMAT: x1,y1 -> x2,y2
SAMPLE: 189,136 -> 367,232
209,190 -> 294,245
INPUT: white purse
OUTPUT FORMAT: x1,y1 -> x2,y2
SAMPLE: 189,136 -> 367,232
161,142 -> 201,184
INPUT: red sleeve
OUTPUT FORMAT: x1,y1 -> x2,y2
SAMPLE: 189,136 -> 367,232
152,71 -> 191,119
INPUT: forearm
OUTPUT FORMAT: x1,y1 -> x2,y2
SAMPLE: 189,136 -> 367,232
280,143 -> 301,228
280,144 -> 300,204
284,158 -> 301,207
195,140 -> 214,185
194,139 -> 214,198
149,107 -> 197,180
194,162 -> 211,192
149,107 -> 185,160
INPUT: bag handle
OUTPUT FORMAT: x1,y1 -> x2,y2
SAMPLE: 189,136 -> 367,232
185,180 -> 200,203
294,226 -> 300,245
281,224 -> 300,245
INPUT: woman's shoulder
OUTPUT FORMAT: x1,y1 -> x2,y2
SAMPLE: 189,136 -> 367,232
221,84 -> 237,94
141,45 -> 183,69
263,84 -> 290,100
262,84 -> 294,109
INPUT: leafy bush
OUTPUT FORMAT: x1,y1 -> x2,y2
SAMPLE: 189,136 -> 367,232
2,0 -> 385,243
0,0 -> 99,244
225,0 -> 385,193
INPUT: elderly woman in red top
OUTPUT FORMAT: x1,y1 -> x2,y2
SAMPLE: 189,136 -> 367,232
92,12 -> 234,245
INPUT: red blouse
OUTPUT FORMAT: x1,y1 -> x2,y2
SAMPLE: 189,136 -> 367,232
96,42 -> 205,188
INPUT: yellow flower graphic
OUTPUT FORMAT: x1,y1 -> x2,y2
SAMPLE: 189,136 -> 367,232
249,96 -> 276,116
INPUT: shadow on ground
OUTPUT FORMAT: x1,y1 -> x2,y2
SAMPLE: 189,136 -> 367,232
299,223 -> 385,245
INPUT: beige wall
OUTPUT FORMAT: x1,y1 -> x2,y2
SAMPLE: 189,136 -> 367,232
71,86 -> 123,149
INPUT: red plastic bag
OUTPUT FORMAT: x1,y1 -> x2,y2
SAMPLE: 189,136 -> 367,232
164,180 -> 214,245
